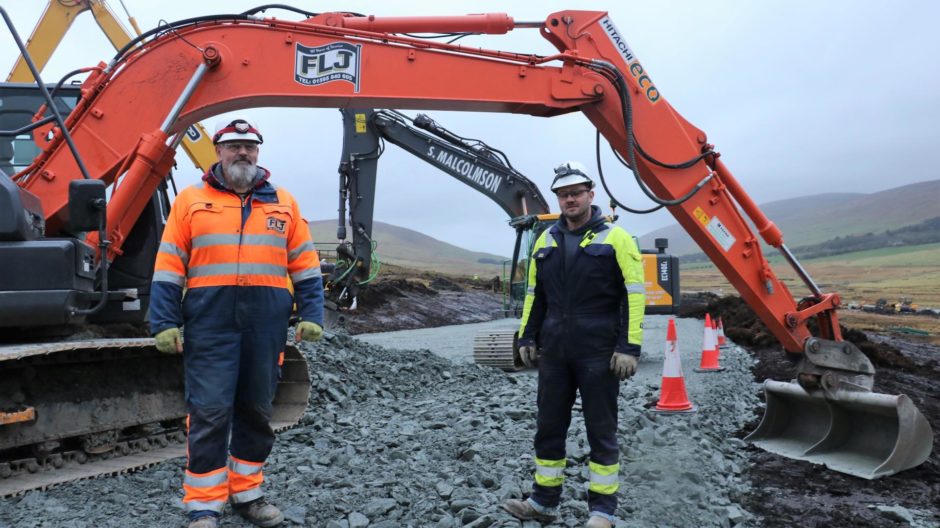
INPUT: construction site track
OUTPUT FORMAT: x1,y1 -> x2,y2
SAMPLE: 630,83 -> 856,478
0,338 -> 309,497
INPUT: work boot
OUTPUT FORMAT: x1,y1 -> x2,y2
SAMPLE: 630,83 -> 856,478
188,515 -> 219,528
233,498 -> 284,527
585,515 -> 613,528
502,498 -> 557,523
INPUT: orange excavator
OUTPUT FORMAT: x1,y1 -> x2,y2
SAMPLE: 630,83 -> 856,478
0,5 -> 932,493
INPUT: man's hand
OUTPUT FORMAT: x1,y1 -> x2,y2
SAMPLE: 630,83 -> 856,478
295,321 -> 323,342
610,352 -> 638,380
518,344 -> 538,368
154,328 -> 182,354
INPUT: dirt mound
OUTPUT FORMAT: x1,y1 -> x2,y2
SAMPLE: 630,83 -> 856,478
680,294 -> 940,526
338,269 -> 504,335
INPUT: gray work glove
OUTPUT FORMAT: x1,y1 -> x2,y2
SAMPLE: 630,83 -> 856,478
518,344 -> 538,368
154,327 -> 183,354
610,352 -> 638,380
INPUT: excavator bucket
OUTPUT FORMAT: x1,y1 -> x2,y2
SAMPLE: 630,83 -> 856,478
272,345 -> 311,430
746,379 -> 934,479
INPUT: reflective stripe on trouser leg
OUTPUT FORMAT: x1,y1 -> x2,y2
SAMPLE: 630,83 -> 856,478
534,457 -> 566,487
183,467 -> 228,513
532,355 -> 577,510
588,461 -> 620,494
229,455 -> 264,504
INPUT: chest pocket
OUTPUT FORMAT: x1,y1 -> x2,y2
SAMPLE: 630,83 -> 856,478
533,246 -> 555,262
259,204 -> 293,236
581,243 -> 620,281
187,202 -> 225,238
582,244 -> 615,258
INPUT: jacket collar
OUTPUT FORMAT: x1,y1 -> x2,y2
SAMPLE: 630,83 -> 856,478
550,205 -> 608,236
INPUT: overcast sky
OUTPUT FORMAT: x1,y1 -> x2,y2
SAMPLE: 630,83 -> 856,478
2,1 -> 938,257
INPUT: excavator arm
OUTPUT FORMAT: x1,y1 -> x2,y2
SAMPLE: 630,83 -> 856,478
328,107 -> 551,309
6,0 -> 216,172
7,8 -> 931,478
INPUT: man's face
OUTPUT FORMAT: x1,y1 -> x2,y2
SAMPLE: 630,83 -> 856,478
216,141 -> 259,188
555,184 -> 593,220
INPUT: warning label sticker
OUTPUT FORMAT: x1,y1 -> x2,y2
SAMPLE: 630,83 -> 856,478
707,215 -> 735,252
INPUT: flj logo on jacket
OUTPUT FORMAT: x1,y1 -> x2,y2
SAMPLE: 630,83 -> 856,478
266,217 -> 287,234
295,42 -> 362,92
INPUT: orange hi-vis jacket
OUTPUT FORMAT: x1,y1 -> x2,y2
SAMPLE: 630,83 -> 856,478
149,166 -> 323,333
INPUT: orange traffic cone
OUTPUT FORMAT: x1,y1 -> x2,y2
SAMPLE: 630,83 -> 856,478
695,313 -> 725,372
716,317 -> 728,348
654,319 -> 695,413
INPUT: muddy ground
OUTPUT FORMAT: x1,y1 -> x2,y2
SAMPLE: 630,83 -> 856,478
682,293 -> 939,527
334,267 -> 505,335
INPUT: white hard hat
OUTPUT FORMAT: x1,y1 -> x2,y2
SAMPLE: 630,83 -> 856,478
213,117 -> 263,144
550,161 -> 594,191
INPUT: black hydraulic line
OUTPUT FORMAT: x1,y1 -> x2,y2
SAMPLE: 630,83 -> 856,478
588,60 -> 712,208
0,7 -> 93,182
49,68 -> 89,100
595,130 -> 662,214
240,4 -> 320,17
111,14 -> 252,65
0,115 -> 57,137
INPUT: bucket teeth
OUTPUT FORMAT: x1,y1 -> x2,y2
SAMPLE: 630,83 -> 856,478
745,380 -> 934,479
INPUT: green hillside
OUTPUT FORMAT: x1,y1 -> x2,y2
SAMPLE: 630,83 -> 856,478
308,220 -> 507,277
639,180 -> 940,256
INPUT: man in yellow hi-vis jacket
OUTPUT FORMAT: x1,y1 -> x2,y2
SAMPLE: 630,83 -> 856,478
503,161 -> 645,528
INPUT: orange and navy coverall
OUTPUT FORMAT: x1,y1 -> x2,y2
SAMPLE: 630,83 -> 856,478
149,164 -> 322,517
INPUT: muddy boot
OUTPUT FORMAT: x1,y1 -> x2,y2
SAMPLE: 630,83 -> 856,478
502,498 -> 557,523
233,498 -> 284,527
188,515 -> 219,528
585,515 -> 613,528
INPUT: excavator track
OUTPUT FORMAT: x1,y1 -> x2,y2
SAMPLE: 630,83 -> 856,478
473,329 -> 522,371
0,338 -> 310,497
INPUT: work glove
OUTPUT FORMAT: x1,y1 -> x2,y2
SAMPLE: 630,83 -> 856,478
295,321 -> 323,342
154,327 -> 182,354
518,344 -> 538,368
610,352 -> 638,380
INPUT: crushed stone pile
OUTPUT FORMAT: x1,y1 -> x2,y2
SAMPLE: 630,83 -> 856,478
0,318 -> 760,527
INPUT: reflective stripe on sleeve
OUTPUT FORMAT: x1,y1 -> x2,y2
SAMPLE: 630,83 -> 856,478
626,283 -> 645,294
290,267 -> 322,283
287,240 -> 316,261
152,270 -> 185,286
159,242 -> 189,264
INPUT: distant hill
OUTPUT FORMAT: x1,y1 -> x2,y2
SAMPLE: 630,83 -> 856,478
308,220 -> 507,277
639,180 -> 940,256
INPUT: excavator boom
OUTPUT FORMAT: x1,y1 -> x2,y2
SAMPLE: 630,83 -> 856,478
1,7 -> 932,480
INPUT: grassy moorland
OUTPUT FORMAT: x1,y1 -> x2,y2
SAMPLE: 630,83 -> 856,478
680,243 -> 940,341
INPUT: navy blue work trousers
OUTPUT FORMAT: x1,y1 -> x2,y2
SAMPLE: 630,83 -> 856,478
182,286 -> 292,473
531,349 -> 620,515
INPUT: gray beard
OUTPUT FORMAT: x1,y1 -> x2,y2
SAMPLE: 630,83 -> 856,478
224,160 -> 257,189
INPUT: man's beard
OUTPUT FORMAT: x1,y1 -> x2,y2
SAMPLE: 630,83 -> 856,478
224,159 -> 257,189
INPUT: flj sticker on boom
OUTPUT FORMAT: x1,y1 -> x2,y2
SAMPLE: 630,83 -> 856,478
295,42 -> 362,92
599,17 -> 660,104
